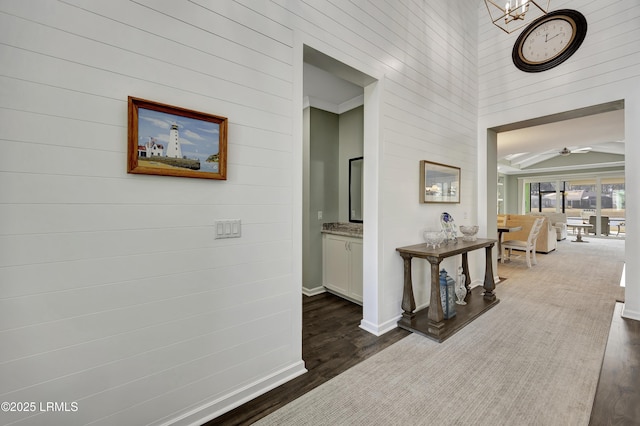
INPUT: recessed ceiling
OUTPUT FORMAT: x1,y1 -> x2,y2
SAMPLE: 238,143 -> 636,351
497,108 -> 625,174
303,46 -> 368,114
303,63 -> 363,113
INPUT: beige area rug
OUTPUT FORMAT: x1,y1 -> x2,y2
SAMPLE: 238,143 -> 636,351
257,237 -> 625,426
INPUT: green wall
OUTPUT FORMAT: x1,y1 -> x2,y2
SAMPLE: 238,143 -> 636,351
302,106 -> 364,292
339,106 -> 364,222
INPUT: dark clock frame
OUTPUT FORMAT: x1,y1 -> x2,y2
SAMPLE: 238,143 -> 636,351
512,9 -> 587,73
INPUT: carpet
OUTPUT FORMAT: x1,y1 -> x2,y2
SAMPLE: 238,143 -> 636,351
256,237 -> 625,426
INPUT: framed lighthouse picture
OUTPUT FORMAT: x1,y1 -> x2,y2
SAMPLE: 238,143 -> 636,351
127,97 -> 227,180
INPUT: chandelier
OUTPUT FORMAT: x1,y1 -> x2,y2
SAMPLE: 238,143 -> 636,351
484,0 -> 550,34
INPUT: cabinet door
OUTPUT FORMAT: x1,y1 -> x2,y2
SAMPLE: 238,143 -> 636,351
349,239 -> 363,302
323,235 -> 350,295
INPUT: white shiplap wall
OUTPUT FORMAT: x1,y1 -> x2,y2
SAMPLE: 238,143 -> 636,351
0,1 -> 300,425
1,0 -> 481,424
372,0 -> 480,323
479,0 -> 640,117
477,0 -> 640,320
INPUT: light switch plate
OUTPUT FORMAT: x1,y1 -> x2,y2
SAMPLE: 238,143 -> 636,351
215,220 -> 241,239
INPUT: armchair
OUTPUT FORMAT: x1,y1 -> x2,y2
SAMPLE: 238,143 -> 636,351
527,212 -> 567,241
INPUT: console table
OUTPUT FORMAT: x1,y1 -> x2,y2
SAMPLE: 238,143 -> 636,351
396,238 -> 499,342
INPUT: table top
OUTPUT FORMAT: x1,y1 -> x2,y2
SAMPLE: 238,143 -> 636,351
396,238 -> 497,260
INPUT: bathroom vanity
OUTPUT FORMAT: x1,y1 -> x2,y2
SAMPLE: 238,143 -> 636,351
321,223 -> 363,304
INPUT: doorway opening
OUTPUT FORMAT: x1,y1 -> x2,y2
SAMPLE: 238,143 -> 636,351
486,100 -> 626,271
301,45 -> 380,334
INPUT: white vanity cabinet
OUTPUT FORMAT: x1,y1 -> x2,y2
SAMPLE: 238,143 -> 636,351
322,233 -> 363,304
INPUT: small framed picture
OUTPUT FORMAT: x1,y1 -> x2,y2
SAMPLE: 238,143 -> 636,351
419,160 -> 460,203
127,97 -> 227,180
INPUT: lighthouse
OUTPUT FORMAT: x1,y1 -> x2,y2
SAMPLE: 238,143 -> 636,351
165,122 -> 182,158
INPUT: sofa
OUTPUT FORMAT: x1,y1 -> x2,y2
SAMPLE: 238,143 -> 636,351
527,212 -> 568,241
501,214 -> 557,253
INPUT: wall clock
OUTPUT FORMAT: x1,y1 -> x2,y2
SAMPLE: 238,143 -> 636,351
512,9 -> 587,73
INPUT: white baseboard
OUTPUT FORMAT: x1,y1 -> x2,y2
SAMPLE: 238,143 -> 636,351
619,266 -> 637,319
360,315 -> 401,336
302,286 -> 325,297
166,361 -> 307,426
622,304 -> 640,321
471,279 -> 485,288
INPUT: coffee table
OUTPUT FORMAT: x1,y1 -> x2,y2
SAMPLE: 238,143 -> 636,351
570,224 -> 593,242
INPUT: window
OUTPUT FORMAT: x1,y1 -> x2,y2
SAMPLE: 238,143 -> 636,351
527,175 -> 625,236
529,182 -> 566,213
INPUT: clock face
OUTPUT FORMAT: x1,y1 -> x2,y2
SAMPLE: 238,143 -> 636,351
512,9 -> 587,73
521,18 -> 575,64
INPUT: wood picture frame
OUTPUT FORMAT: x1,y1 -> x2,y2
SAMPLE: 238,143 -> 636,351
128,97 -> 227,180
419,160 -> 460,203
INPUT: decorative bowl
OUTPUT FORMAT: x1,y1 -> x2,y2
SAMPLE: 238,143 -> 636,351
459,225 -> 479,241
423,230 -> 445,248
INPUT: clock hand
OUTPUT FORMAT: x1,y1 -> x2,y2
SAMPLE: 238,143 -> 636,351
546,33 -> 560,42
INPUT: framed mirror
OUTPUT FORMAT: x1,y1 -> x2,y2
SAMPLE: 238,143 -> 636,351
349,157 -> 363,223
419,160 -> 460,204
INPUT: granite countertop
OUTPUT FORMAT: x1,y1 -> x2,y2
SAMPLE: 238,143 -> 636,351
321,222 -> 363,238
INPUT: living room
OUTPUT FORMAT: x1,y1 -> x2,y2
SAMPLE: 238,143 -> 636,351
496,104 -> 626,246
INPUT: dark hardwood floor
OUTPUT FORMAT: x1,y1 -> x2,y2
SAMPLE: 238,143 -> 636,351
206,294 -> 639,425
205,293 -> 409,425
590,302 -> 640,426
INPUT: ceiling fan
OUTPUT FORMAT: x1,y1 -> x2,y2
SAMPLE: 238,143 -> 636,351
559,146 -> 592,156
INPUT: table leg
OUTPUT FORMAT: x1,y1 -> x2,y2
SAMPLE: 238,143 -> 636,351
400,254 -> 416,320
573,227 -> 588,243
461,252 -> 471,297
426,257 -> 445,333
483,244 -> 496,301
